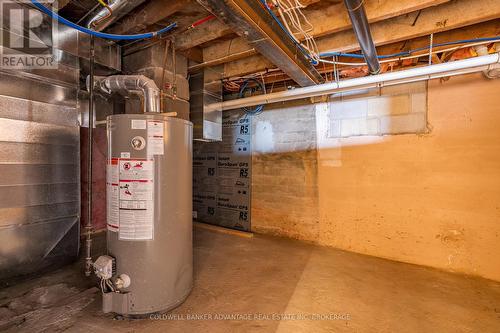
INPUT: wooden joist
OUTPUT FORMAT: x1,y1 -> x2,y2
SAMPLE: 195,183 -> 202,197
256,19 -> 500,87
119,0 -> 321,57
176,20 -> 232,51
202,0 -> 450,66
108,0 -> 189,35
174,0 -> 323,51
217,0 -> 500,79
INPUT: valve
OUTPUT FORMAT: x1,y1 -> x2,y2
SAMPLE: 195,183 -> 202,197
115,274 -> 131,289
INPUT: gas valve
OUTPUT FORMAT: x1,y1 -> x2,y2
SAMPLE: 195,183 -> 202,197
93,255 -> 115,279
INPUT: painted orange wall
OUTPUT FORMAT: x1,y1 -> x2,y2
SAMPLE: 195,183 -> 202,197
316,73 -> 500,281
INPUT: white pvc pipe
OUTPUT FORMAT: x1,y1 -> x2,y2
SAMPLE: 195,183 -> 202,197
207,53 -> 500,112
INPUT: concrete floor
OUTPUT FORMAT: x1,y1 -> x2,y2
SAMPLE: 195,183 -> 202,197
1,227 -> 500,333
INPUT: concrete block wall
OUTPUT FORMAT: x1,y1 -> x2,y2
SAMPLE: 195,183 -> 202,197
329,82 -> 428,137
249,75 -> 500,282
251,102 -> 320,241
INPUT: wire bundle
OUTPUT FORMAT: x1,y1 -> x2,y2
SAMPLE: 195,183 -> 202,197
260,0 -> 319,64
224,80 -> 243,92
238,78 -> 265,116
260,1 -> 500,71
272,0 -> 320,64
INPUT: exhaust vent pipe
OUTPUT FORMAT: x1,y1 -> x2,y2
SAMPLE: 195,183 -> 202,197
344,0 -> 381,75
91,75 -> 161,113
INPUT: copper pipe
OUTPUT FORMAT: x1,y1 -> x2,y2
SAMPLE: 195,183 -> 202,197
93,4 -> 113,28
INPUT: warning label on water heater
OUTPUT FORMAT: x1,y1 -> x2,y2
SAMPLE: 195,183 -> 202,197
147,120 -> 164,156
106,158 -> 119,232
117,159 -> 154,240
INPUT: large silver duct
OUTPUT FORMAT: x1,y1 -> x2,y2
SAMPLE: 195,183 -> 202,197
92,75 -> 161,113
85,0 -> 147,31
344,0 -> 381,74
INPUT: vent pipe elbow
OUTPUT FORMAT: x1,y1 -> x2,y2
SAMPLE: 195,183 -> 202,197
85,0 -> 124,30
91,75 -> 161,113
85,0 -> 145,31
344,0 -> 381,75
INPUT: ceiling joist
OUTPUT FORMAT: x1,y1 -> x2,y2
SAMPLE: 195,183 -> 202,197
109,0 -> 190,35
201,0 -> 450,67
197,0 -> 324,86
260,19 -> 500,88
217,0 -> 500,79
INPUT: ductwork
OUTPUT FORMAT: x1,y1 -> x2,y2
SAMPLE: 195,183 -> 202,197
85,0 -> 146,31
91,75 -> 161,113
344,0 -> 381,75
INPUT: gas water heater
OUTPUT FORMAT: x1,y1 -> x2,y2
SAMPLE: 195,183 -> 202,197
96,113 -> 193,316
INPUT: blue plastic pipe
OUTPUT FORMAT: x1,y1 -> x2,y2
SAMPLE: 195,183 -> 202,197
31,0 -> 177,41
320,37 -> 500,60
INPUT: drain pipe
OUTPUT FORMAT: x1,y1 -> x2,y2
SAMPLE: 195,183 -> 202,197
85,36 -> 95,277
91,75 -> 161,113
344,0 -> 381,75
206,53 -> 500,112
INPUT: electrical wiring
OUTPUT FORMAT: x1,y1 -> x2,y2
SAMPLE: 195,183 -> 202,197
95,0 -> 108,7
238,78 -> 265,116
261,0 -> 500,70
319,36 -> 500,60
161,39 -> 171,92
106,279 -> 115,292
259,0 -> 319,64
223,70 -> 284,94
99,279 -> 106,293
273,0 -> 320,63
223,39 -> 498,91
31,0 -> 177,40
189,14 -> 216,29
254,1 -> 500,73
318,39 -> 500,67
224,80 -> 242,92
223,68 -> 282,84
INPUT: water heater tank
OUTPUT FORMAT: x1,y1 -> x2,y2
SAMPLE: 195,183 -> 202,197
103,114 -> 192,315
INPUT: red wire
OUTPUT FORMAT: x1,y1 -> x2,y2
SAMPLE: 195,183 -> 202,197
190,15 -> 216,29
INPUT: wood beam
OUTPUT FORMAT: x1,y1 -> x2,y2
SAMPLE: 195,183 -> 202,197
120,0 -> 322,55
197,0 -> 323,86
218,0 -> 500,79
122,19 -> 231,58
229,19 -> 500,87
317,0 -> 500,53
181,46 -> 204,63
108,0 -> 189,35
173,0 -> 323,51
202,0 -> 450,66
176,20 -> 232,51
